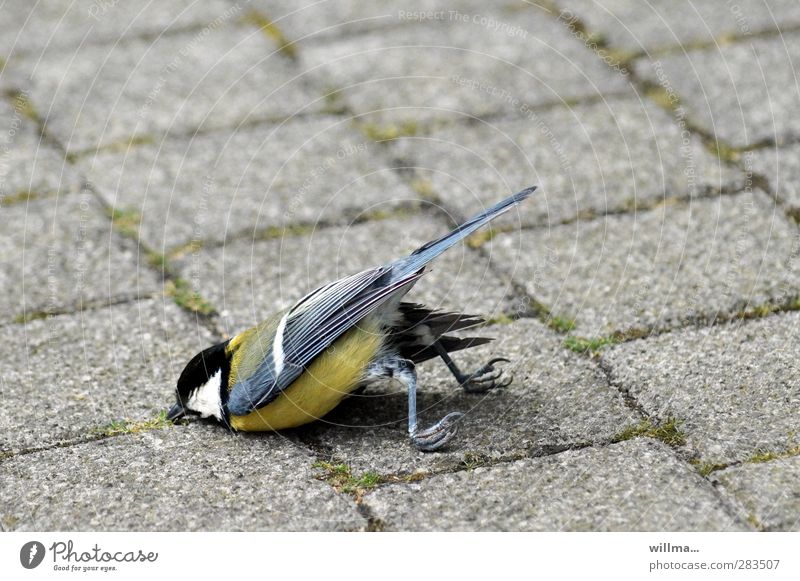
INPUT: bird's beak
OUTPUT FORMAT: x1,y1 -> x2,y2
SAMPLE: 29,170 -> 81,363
167,402 -> 186,421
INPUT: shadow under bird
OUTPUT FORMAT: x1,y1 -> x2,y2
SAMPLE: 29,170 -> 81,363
168,186 -> 536,451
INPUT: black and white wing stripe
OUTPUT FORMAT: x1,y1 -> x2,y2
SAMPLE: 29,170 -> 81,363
226,266 -> 422,416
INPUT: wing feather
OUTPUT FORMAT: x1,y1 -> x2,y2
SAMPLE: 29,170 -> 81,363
226,267 -> 421,416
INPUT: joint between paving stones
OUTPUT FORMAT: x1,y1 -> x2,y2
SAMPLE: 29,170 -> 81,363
596,356 -> 651,419
0,89 -> 222,333
543,2 -> 788,223
164,200 -> 427,261
0,429 -> 142,465
3,292 -> 161,328
548,1 -> 638,71
91,186 -> 222,326
511,184 -> 751,234
559,284 -> 800,359
594,45 -> 800,234
1,87 -> 71,159
241,8 -> 299,61
549,0 -> 800,70
636,22 -> 800,62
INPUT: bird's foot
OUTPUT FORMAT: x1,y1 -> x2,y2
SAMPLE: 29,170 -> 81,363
410,412 -> 464,452
459,357 -> 513,393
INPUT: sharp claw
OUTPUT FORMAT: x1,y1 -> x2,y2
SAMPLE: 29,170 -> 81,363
459,356 -> 513,392
412,412 -> 463,452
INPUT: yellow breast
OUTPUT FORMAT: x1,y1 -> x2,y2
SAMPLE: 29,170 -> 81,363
229,317 -> 383,431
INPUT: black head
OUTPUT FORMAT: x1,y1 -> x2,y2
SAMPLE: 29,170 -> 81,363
168,341 -> 231,424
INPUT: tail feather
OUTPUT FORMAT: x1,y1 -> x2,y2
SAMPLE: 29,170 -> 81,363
402,335 -> 493,364
392,186 -> 536,278
390,303 -> 492,363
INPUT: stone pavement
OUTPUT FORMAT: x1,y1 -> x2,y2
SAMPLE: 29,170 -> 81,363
0,1 -> 798,532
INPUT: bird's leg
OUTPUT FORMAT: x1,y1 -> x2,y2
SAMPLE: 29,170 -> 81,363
391,358 -> 463,452
434,342 -> 513,393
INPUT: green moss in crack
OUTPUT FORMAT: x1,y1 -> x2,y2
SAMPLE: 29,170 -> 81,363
409,178 -> 438,202
12,311 -> 51,325
165,278 -> 216,316
747,444 -> 800,464
91,410 -> 173,437
564,334 -> 618,354
548,316 -> 576,333
243,10 -> 298,60
360,120 -> 419,142
8,89 -> 39,121
708,139 -> 741,163
484,313 -> 515,326
689,458 -> 729,477
312,461 -> 382,497
611,418 -> 687,447
109,208 -> 142,238
321,87 -> 349,115
460,451 -> 490,470
466,227 -> 499,249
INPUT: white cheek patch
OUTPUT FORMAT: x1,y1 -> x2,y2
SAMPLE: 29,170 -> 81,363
187,369 -> 223,420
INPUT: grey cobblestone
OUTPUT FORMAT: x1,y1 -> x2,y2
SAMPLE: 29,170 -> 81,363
295,318 -> 636,476
747,144 -> 800,212
385,96 -> 741,228
557,0 -> 800,53
0,99 -> 81,201
0,424 -> 364,531
487,191 -> 800,337
0,0 -> 235,58
299,7 -> 629,124
248,0 -> 493,43
0,193 -> 160,323
85,117 -> 413,251
0,299 -> 214,454
602,312 -> 800,466
6,22 -> 321,153
635,32 -> 800,148
364,439 -> 747,531
713,456 -> 800,531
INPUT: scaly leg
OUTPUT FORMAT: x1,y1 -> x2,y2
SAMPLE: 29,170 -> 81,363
434,342 -> 513,393
370,356 -> 463,451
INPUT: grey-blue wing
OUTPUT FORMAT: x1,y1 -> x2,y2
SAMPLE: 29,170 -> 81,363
226,266 -> 423,416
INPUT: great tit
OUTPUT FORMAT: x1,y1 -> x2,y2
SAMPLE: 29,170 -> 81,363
168,186 -> 536,451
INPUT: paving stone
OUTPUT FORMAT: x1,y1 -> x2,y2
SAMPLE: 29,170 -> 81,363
248,0 -> 498,43
714,456 -> 800,531
385,96 -> 741,227
7,23 -> 320,153
0,299 -> 215,454
0,193 -> 160,322
299,6 -> 629,124
486,191 -> 800,337
557,0 -> 800,53
0,423 -> 364,531
747,143 -> 800,211
0,97 -> 81,202
175,213 -> 530,334
84,117 -> 412,251
602,312 -> 800,465
295,319 -> 636,476
635,33 -> 800,148
363,439 -> 746,531
0,0 -> 235,58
